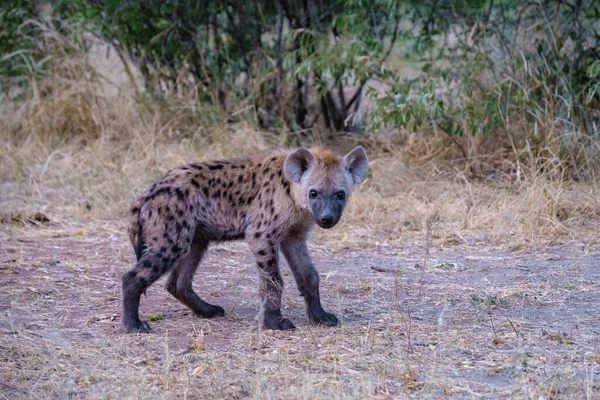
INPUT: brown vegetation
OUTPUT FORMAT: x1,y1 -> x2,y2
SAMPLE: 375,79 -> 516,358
1,38 -> 599,398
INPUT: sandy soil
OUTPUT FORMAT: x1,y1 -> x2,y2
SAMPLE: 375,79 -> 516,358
0,219 -> 599,399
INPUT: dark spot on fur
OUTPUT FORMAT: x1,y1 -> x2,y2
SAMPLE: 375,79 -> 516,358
203,187 -> 209,197
190,164 -> 203,171
257,261 -> 264,269
270,172 -> 275,180
141,260 -> 152,269
238,175 -> 243,183
213,190 -> 221,199
180,167 -> 189,171
254,232 -> 262,239
273,214 -> 279,221
177,209 -> 184,217
228,181 -> 234,188
278,170 -> 282,177
131,206 -> 139,214
257,249 -> 267,256
267,257 -> 276,267
257,221 -> 262,229
208,164 -> 224,170
172,245 -> 182,254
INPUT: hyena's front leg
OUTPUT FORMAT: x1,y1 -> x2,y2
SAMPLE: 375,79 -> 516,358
281,237 -> 339,327
248,234 -> 295,331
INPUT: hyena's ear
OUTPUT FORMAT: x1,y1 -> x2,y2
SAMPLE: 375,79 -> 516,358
284,148 -> 315,183
343,146 -> 369,185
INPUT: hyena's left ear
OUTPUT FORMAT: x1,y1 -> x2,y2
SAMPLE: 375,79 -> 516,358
343,146 -> 369,185
284,148 -> 315,183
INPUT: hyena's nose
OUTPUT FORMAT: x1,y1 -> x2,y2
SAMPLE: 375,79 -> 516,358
320,214 -> 335,224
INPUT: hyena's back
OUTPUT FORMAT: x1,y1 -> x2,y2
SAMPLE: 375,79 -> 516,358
130,151 -> 295,249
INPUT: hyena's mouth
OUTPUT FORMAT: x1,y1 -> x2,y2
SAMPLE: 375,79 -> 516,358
316,219 -> 338,229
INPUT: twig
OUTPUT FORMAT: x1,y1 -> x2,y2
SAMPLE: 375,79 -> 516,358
487,304 -> 498,341
370,265 -> 401,273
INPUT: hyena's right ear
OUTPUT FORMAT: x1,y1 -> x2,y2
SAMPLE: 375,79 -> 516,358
284,148 -> 315,183
343,146 -> 369,185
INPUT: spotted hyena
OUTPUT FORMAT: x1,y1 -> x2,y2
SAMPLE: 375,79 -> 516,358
122,146 -> 369,333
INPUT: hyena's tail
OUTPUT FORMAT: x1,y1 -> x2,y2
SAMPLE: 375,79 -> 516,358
128,200 -> 144,261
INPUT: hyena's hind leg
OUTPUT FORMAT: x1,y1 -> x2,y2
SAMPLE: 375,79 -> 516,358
122,252 -> 175,333
122,223 -> 193,333
165,236 -> 225,318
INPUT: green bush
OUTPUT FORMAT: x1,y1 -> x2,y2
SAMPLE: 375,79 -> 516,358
2,1 -> 599,176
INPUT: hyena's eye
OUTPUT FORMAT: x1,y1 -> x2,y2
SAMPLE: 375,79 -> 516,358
337,191 -> 346,200
309,190 -> 318,199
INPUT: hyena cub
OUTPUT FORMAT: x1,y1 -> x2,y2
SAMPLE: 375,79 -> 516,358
122,146 -> 369,333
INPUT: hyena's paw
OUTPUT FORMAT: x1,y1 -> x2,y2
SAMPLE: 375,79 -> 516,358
197,304 -> 225,318
311,311 -> 339,327
122,318 -> 151,334
263,314 -> 296,331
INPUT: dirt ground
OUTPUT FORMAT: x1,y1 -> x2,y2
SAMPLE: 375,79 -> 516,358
0,219 -> 599,399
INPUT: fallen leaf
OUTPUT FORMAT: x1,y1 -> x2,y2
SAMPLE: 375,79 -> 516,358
192,365 -> 208,376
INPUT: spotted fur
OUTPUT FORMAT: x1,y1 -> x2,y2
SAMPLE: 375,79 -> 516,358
121,147 -> 369,333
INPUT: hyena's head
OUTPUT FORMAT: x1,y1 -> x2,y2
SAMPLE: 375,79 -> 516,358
284,146 -> 369,229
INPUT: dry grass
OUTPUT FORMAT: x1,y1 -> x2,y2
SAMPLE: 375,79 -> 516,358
1,40 -> 599,399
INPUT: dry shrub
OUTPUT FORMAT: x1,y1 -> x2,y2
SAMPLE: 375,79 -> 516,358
1,35 -> 599,246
